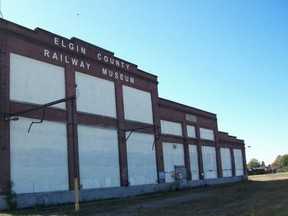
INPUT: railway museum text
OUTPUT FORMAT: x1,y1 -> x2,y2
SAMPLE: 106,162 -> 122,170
42,37 -> 135,84
53,37 -> 130,71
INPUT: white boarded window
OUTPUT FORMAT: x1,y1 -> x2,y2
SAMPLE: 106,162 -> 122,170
126,132 -> 157,185
161,120 -> 182,136
10,117 -> 68,194
200,128 -> 214,141
76,72 -> 116,118
78,125 -> 120,189
234,149 -> 244,176
189,145 -> 199,180
10,53 -> 65,109
220,148 -> 232,177
163,142 -> 185,182
201,146 -> 217,179
187,125 -> 196,138
123,86 -> 153,124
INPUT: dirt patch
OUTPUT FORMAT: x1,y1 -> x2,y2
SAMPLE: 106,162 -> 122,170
129,192 -> 211,209
96,192 -> 212,216
2,173 -> 288,216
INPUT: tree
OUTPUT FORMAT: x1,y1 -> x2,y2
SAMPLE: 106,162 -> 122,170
281,154 -> 288,167
247,158 -> 261,169
271,154 -> 288,172
272,155 -> 281,169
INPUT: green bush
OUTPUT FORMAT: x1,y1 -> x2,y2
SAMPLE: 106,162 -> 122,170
5,181 -> 17,210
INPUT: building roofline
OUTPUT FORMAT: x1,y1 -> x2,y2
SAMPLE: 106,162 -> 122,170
218,131 -> 244,143
0,18 -> 158,81
158,97 -> 217,119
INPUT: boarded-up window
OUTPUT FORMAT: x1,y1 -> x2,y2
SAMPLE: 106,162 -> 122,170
161,120 -> 182,136
123,86 -> 153,123
189,145 -> 199,180
163,142 -> 185,182
234,149 -> 244,176
126,132 -> 157,185
78,125 -> 120,189
76,72 -> 116,118
220,148 -> 232,177
10,53 -> 65,109
10,117 -> 68,193
202,146 -> 217,179
187,125 -> 196,138
200,128 -> 214,141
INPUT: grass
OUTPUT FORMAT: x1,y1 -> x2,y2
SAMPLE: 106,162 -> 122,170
1,172 -> 288,215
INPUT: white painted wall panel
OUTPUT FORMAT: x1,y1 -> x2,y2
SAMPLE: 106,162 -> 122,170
76,72 -> 116,118
160,120 -> 182,136
78,125 -> 120,189
189,145 -> 199,180
200,128 -> 214,141
201,146 -> 217,179
234,149 -> 244,176
10,117 -> 68,194
123,86 -> 153,124
163,142 -> 185,182
187,125 -> 196,138
220,148 -> 232,177
10,53 -> 65,109
126,132 -> 157,185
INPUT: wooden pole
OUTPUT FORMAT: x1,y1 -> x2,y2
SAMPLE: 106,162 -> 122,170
74,178 -> 80,212
71,98 -> 80,212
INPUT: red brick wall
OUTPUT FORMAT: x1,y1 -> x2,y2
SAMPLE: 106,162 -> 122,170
0,19 -> 159,192
0,19 -> 246,193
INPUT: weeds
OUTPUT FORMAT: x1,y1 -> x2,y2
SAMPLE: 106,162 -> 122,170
5,181 -> 17,210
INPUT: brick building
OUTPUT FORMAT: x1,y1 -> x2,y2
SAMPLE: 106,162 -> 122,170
0,18 -> 246,209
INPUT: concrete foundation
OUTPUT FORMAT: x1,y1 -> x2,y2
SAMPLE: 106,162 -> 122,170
0,176 -> 247,210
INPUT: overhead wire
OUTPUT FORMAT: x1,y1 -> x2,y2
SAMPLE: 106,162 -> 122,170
27,108 -> 46,133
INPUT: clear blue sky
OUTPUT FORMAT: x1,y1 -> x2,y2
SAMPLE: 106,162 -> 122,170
2,0 -> 288,165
